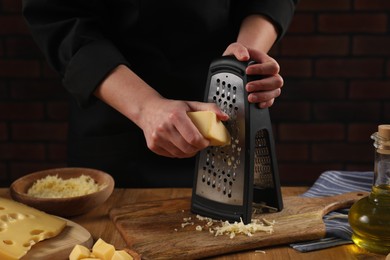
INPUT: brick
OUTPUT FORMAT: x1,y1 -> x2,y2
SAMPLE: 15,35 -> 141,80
346,164 -> 373,172
0,103 -> 44,119
278,123 -> 344,141
278,163 -> 343,185
0,143 -> 45,160
384,104 -> 390,121
279,59 -> 312,77
2,0 -> 22,12
281,36 -> 349,56
0,163 -> 7,183
387,62 -> 390,78
297,0 -> 351,11
276,143 -> 309,161
0,60 -> 40,78
12,122 -> 68,141
353,36 -> 390,56
9,162 -> 67,181
315,58 -> 384,78
0,123 -> 7,140
270,102 -> 311,121
0,15 -> 29,34
47,143 -> 67,161
314,102 -> 381,121
9,79 -> 65,99
312,143 -> 372,162
0,81 -> 7,98
286,14 -> 315,33
319,14 -> 387,33
0,39 -> 4,57
347,123 -> 377,142
355,0 -> 390,10
282,79 -> 346,100
349,80 -> 390,99
47,102 -> 69,120
5,37 -> 43,58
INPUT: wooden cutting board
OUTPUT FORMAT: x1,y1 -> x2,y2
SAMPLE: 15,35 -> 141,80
21,218 -> 93,260
109,192 -> 367,259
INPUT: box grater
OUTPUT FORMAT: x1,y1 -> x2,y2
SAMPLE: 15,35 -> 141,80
191,56 -> 283,224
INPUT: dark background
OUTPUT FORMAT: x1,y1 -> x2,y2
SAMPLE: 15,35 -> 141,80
1,0 -> 389,187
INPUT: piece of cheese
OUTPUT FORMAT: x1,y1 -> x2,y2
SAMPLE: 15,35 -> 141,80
70,240 -> 134,260
111,250 -> 134,260
69,244 -> 92,260
187,111 -> 231,146
0,197 -> 67,260
92,238 -> 115,260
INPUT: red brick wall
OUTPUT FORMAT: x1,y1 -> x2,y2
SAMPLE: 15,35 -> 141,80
271,0 -> 390,185
0,0 -> 389,186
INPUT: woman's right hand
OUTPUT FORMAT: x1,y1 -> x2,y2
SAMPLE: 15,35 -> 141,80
95,64 -> 228,158
137,97 -> 228,158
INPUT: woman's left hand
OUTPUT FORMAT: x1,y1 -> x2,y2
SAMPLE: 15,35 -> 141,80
223,42 -> 283,108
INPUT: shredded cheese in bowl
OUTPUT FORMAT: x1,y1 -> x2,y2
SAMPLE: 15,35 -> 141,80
27,174 -> 104,198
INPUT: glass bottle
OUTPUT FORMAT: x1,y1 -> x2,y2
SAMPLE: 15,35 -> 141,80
348,125 -> 390,254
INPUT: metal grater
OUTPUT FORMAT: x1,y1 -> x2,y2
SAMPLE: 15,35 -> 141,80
191,56 -> 283,224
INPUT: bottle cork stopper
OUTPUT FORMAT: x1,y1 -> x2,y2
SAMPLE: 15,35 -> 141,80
378,125 -> 390,139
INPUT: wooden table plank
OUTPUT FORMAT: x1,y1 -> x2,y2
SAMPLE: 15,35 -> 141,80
0,187 -> 386,259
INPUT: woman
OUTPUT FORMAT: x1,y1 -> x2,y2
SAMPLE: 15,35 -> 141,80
22,0 -> 299,187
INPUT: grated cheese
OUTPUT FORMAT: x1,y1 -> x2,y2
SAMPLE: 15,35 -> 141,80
27,174 -> 104,198
180,214 -> 275,239
212,218 -> 274,239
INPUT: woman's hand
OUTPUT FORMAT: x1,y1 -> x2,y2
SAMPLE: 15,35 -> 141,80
138,98 -> 228,158
223,43 -> 283,109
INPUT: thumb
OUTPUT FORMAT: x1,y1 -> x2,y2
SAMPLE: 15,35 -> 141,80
223,43 -> 250,61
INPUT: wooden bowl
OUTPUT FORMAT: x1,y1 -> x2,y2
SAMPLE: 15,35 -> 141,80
10,167 -> 115,217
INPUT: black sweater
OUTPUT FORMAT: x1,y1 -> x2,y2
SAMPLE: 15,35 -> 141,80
22,0 -> 298,187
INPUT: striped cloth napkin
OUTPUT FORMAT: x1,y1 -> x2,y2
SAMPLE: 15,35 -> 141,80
290,170 -> 373,252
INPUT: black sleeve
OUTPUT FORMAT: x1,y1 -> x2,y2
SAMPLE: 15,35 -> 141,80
245,0 -> 299,41
22,0 -> 130,107
22,0 -> 299,108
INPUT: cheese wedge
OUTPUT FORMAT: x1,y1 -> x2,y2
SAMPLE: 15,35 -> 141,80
92,238 -> 115,260
0,197 -> 67,260
70,244 -> 92,260
111,250 -> 134,260
187,111 -> 231,146
70,239 -> 134,260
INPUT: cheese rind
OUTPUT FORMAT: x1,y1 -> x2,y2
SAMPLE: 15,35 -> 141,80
0,197 -> 66,260
187,111 -> 231,146
92,238 -> 115,260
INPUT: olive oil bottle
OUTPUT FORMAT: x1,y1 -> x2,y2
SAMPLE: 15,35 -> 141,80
349,125 -> 390,254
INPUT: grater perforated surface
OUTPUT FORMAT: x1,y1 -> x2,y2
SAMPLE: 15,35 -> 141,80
195,72 -> 246,205
254,130 -> 274,189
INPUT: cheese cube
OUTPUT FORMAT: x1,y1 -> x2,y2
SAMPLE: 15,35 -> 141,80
0,197 -> 66,260
187,111 -> 231,146
69,244 -> 91,260
111,250 -> 134,260
92,238 -> 115,260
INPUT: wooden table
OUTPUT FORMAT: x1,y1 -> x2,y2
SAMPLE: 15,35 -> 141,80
0,187 -> 386,259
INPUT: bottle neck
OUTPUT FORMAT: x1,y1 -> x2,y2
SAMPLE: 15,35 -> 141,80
372,132 -> 390,188
374,151 -> 390,187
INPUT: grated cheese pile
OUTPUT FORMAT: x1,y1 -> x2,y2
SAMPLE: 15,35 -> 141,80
212,218 -> 274,239
27,174 -> 103,198
179,214 -> 274,239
